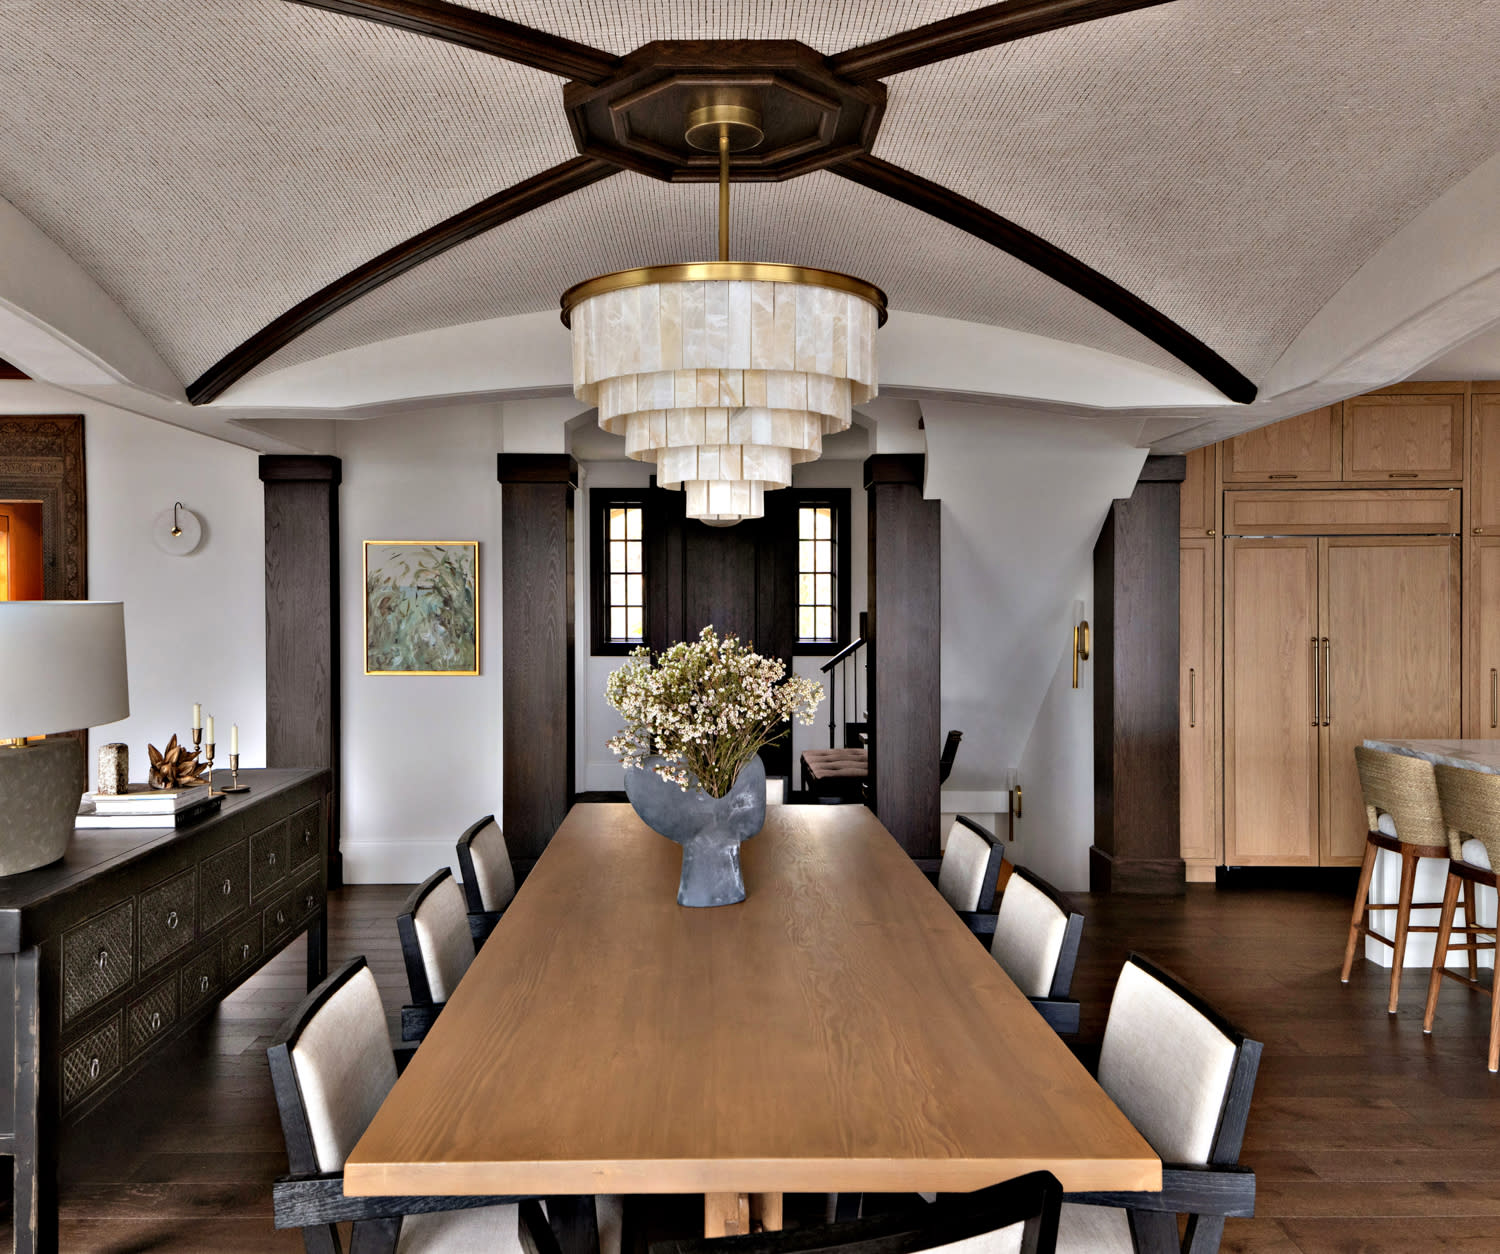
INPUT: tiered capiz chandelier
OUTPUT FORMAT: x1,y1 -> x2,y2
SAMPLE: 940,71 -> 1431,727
562,102 -> 886,526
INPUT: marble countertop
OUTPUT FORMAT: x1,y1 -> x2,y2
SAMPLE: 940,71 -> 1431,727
1365,739 -> 1500,775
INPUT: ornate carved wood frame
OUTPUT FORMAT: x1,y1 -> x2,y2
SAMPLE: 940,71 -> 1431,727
0,414 -> 87,599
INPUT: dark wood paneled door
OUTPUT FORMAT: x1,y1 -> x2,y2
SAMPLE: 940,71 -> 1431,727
646,487 -> 796,780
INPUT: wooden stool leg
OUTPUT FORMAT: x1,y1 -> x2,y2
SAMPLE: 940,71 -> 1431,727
1463,879 -> 1479,981
1389,847 -> 1420,1013
1342,837 -> 1378,984
1489,975 -> 1500,1073
1424,870 -> 1462,1034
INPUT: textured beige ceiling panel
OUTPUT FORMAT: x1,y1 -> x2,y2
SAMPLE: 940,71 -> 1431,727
0,1 -> 575,382
875,0 -> 1500,381
242,169 -> 1192,383
458,1 -> 981,55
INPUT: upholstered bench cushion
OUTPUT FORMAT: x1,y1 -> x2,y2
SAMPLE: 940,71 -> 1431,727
801,748 -> 869,780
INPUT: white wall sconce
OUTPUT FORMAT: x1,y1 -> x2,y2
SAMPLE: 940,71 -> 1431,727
152,501 -> 202,556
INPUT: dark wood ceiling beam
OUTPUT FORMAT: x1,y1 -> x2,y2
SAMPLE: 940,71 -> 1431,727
829,0 -> 1180,82
187,156 -> 619,405
282,0 -> 621,83
835,154 -> 1255,403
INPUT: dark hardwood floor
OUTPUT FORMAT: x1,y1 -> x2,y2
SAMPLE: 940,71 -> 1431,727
4,878 -> 1497,1252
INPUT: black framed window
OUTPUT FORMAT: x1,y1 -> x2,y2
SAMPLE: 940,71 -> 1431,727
789,489 -> 851,655
591,493 -> 647,654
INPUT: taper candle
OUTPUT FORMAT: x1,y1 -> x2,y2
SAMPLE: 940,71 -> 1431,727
206,714 -> 214,744
192,702 -> 202,730
230,723 -> 239,754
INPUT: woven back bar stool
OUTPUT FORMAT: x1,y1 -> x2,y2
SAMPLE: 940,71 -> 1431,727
1341,746 -> 1472,1012
1424,764 -> 1500,1070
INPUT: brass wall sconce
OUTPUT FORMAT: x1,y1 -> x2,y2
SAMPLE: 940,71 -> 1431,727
1072,616 -> 1091,689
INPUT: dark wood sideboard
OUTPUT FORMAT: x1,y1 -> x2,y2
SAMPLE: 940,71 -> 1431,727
0,768 -> 332,1254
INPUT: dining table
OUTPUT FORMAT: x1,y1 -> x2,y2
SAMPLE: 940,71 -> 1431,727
344,802 -> 1159,1238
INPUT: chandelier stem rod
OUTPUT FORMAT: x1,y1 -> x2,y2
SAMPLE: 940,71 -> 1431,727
718,125 -> 730,262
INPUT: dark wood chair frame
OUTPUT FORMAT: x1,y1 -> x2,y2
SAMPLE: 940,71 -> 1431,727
1424,856 -> 1500,1070
267,955 -> 548,1254
938,729 -> 963,784
455,813 -> 509,946
397,866 -> 477,1043
1063,953 -> 1262,1254
996,866 -> 1085,1036
655,1171 -> 1062,1254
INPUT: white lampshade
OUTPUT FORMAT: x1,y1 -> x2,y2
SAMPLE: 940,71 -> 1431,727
0,601 -> 129,739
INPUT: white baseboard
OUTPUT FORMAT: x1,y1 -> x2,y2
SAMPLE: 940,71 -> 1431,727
342,841 -> 460,886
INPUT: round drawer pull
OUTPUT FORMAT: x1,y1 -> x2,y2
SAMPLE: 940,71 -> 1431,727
88,1056 -> 100,1080
275,910 -> 286,926
166,910 -> 179,930
241,943 -> 251,961
149,1011 -> 161,1031
95,949 -> 109,972
221,878 -> 233,896
198,974 -> 210,994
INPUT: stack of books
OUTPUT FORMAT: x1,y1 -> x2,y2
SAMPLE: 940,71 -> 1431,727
76,784 -> 222,829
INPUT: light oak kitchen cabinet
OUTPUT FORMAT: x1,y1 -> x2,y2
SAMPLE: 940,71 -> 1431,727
1179,538 -> 1218,879
1223,404 -> 1343,483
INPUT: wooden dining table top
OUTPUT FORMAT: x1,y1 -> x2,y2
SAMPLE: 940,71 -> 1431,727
344,802 -> 1160,1198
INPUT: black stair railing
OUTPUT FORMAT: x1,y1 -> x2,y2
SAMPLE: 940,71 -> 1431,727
819,636 -> 868,750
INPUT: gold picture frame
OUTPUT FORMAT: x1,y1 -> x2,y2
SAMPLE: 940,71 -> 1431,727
363,540 -> 479,676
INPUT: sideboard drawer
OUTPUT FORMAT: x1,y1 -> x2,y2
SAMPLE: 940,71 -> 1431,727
137,869 -> 196,973
62,1015 -> 122,1111
262,887 -> 298,950
199,841 -> 248,932
223,915 -> 263,980
127,976 -> 178,1057
250,821 -> 290,902
180,949 -> 221,1015
61,902 -> 134,1026
287,802 -> 321,872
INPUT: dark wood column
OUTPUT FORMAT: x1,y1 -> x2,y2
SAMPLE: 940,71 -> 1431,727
497,454 -> 576,863
260,455 -> 342,886
864,454 -> 942,857
1091,454 -> 1185,894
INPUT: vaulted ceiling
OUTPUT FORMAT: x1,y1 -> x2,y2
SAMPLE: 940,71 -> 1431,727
3,0 -> 1500,448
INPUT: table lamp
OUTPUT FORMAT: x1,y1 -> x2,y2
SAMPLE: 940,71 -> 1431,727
0,601 -> 129,875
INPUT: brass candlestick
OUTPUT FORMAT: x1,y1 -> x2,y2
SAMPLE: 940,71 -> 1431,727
192,728 -> 223,798
222,752 -> 249,794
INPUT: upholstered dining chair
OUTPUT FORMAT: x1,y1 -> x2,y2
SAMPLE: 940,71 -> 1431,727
1058,954 -> 1261,1254
397,867 -> 477,1042
657,1171 -> 1062,1254
455,813 -> 516,945
267,955 -> 544,1254
934,815 -> 1007,931
990,866 -> 1085,1035
1341,746 -> 1472,1012
1424,763 -> 1500,1069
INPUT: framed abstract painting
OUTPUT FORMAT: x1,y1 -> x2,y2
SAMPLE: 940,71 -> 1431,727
363,541 -> 479,675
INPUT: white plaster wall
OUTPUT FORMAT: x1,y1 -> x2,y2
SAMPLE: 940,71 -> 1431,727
336,405 -> 506,883
0,381 -> 270,781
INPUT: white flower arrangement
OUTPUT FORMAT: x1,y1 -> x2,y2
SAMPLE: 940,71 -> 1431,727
606,626 -> 825,797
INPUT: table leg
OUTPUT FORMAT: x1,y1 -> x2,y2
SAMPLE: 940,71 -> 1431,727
11,949 -> 57,1254
704,1193 -> 750,1237
750,1193 -> 783,1232
547,1195 -> 601,1254
306,909 -> 328,992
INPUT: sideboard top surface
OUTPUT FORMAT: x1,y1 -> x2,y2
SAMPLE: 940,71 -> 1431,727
0,768 -> 329,946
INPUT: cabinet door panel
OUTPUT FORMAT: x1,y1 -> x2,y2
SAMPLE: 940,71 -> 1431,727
1180,446 -> 1216,536
1471,396 -> 1500,534
1467,539 -> 1500,738
1320,537 -> 1461,864
1223,406 -> 1342,482
1343,395 -> 1463,482
1224,539 -> 1320,865
1180,541 -> 1217,866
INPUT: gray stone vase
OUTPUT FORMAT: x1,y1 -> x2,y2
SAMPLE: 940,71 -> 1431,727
624,755 -> 767,907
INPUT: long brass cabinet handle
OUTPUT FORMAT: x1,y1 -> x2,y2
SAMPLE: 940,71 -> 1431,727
1312,638 -> 1321,726
1189,667 -> 1197,728
1323,637 -> 1332,727
1491,668 -> 1497,730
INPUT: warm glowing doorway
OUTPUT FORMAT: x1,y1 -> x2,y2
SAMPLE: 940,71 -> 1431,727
0,500 -> 44,600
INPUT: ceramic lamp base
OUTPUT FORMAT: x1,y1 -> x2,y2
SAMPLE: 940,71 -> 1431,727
0,738 -> 87,876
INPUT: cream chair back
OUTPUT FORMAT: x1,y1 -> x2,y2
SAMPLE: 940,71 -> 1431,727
937,816 -> 1004,913
991,873 -> 1070,998
468,818 -> 516,912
